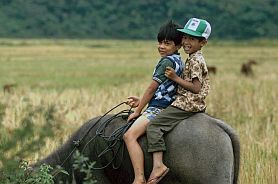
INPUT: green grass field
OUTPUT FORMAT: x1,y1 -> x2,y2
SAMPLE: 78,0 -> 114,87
0,39 -> 277,183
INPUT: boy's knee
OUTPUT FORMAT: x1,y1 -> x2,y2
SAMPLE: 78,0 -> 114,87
123,131 -> 134,142
122,132 -> 129,142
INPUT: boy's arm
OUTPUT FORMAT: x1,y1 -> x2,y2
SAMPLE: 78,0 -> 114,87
165,66 -> 201,94
126,58 -> 173,109
153,58 -> 174,83
127,80 -> 159,121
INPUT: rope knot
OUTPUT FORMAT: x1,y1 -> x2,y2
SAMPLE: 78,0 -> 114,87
73,140 -> 80,147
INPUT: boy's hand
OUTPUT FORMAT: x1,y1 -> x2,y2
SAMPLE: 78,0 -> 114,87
126,96 -> 140,108
165,66 -> 178,81
127,111 -> 140,122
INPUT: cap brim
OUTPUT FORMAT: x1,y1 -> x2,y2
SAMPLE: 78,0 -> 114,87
177,28 -> 203,38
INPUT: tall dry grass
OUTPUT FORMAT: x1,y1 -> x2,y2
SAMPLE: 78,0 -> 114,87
0,39 -> 277,183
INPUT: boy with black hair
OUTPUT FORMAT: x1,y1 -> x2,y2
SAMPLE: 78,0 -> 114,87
124,20 -> 184,184
146,18 -> 211,184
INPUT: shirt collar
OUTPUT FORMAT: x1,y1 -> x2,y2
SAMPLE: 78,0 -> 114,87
188,50 -> 202,60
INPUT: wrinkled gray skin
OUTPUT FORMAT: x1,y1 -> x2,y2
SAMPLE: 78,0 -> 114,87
34,113 -> 240,184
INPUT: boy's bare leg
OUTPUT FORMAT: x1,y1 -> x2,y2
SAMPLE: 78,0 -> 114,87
123,116 -> 149,184
147,151 -> 168,182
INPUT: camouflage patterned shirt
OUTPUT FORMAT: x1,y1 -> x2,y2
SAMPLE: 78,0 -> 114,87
171,50 -> 210,112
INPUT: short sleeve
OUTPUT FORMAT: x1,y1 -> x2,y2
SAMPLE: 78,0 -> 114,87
190,60 -> 202,81
153,58 -> 174,84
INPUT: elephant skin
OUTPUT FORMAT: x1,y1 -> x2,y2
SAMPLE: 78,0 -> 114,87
34,113 -> 240,184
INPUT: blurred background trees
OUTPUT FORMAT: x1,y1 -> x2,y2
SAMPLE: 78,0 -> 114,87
0,0 -> 277,40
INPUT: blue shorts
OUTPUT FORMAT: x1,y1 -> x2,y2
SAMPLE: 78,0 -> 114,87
141,106 -> 164,120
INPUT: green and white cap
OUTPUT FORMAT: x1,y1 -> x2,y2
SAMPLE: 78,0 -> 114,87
177,18 -> 211,39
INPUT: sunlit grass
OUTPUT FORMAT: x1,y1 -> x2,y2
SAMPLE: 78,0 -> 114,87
0,39 -> 277,183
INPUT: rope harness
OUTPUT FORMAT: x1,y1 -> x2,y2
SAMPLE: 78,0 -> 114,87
58,101 -> 135,171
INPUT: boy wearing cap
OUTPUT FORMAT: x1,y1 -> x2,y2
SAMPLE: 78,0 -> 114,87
145,18 -> 211,184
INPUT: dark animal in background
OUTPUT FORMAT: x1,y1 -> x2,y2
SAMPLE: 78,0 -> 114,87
33,113 -> 240,184
207,65 -> 217,74
241,59 -> 257,76
3,84 -> 16,94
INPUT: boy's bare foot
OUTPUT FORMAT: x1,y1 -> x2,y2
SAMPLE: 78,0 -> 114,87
147,166 -> 169,184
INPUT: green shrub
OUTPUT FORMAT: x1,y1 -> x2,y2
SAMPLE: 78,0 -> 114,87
1,161 -> 55,184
